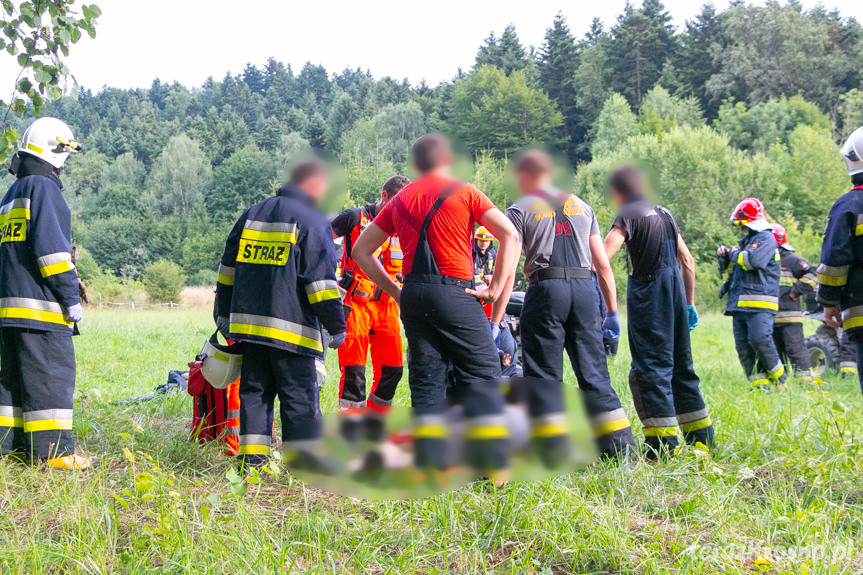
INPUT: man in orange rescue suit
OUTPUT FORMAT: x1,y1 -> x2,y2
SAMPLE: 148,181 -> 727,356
331,176 -> 410,415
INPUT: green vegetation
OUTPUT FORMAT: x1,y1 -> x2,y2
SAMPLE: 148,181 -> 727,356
2,308 -> 861,573
142,260 -> 186,304
0,1 -> 856,306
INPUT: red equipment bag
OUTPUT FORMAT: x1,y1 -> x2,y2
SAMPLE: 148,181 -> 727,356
188,363 -> 240,455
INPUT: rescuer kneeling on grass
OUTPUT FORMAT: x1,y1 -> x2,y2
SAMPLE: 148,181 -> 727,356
351,133 -> 520,479
331,175 -> 410,442
0,118 -> 94,470
818,126 -> 863,394
215,161 -> 347,470
770,223 -> 820,383
603,165 -> 713,457
490,150 -> 636,464
718,198 -> 786,390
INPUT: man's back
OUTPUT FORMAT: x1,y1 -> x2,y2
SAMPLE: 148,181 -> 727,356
374,173 -> 496,281
612,200 -> 679,279
506,190 -> 599,281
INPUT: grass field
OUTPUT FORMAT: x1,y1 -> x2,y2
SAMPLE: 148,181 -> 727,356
2,307 -> 862,574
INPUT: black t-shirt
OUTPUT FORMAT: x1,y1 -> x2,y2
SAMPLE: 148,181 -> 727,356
331,203 -> 376,256
611,200 -> 679,278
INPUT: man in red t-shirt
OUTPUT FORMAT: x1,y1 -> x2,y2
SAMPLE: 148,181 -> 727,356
351,133 -> 520,476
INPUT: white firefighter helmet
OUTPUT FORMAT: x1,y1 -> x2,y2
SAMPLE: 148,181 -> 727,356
18,117 -> 81,169
199,334 -> 242,390
841,126 -> 863,176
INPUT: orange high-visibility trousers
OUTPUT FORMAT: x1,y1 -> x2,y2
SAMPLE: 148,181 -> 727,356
338,298 -> 403,412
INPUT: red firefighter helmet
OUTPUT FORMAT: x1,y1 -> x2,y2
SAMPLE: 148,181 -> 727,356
730,198 -> 771,232
771,222 -> 795,251
772,223 -> 787,247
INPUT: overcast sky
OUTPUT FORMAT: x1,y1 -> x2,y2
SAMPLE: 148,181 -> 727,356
3,0 -> 863,91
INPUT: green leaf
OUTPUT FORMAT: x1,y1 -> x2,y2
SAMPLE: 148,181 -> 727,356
16,53 -> 28,66
15,78 -> 31,93
225,467 -> 242,484
89,4 -> 102,18
229,481 -> 248,497
34,69 -> 52,84
206,493 -> 221,508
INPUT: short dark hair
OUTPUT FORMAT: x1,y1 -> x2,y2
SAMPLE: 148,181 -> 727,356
608,165 -> 644,199
290,160 -> 326,185
411,133 -> 451,173
514,149 -> 552,179
382,175 -> 411,198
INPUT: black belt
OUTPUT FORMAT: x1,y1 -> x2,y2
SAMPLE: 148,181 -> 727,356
404,274 -> 473,289
531,267 -> 592,282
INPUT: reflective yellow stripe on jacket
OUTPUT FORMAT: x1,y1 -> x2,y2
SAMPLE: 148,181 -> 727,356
36,252 -> 75,278
229,313 -> 323,352
305,280 -> 340,304
817,264 -> 849,287
217,264 -> 235,286
737,294 -> 779,311
0,297 -> 72,327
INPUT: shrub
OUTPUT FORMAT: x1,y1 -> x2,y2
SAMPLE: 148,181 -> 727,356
143,260 -> 187,303
186,269 -> 218,287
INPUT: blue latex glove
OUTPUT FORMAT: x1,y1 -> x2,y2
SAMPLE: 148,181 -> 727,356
66,303 -> 83,323
490,320 -> 501,342
602,310 -> 620,340
687,305 -> 699,331
328,331 -> 346,349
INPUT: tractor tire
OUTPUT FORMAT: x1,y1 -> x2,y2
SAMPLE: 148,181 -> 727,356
806,333 -> 840,377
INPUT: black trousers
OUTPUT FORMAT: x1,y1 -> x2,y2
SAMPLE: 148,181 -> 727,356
521,277 -> 635,458
400,281 -> 507,471
773,323 -> 812,376
627,268 -> 713,450
237,342 -> 321,465
0,327 -> 76,461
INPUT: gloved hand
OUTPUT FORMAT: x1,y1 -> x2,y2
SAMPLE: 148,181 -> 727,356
490,320 -> 501,342
602,310 -> 620,340
66,303 -> 83,323
718,280 -> 730,299
216,316 -> 231,339
329,331 -> 346,349
687,305 -> 699,331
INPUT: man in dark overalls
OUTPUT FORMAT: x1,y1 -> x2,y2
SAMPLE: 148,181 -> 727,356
351,133 -> 521,478
603,166 -> 714,456
490,150 -> 636,462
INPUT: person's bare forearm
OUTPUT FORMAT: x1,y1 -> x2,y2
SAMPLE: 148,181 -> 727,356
681,258 -> 696,306
677,235 -> 696,306
597,264 -> 617,312
487,233 -> 519,302
490,243 -> 519,323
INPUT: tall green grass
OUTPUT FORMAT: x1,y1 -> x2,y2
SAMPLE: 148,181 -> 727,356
1,308 -> 861,574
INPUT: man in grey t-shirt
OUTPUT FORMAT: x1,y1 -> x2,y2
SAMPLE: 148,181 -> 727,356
490,150 -> 636,461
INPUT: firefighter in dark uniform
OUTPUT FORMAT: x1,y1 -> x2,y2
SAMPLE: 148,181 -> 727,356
603,166 -> 714,455
330,175 -> 410,414
0,117 -> 95,470
718,198 -> 786,389
770,223 -> 820,382
818,126 -> 863,393
472,226 -> 496,285
215,161 -> 347,468
351,133 -> 521,478
490,150 -> 636,462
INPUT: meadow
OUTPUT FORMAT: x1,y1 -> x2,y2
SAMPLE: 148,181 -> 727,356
1,306 -> 862,574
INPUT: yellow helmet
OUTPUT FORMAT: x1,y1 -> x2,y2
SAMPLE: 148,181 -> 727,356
474,226 -> 493,241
